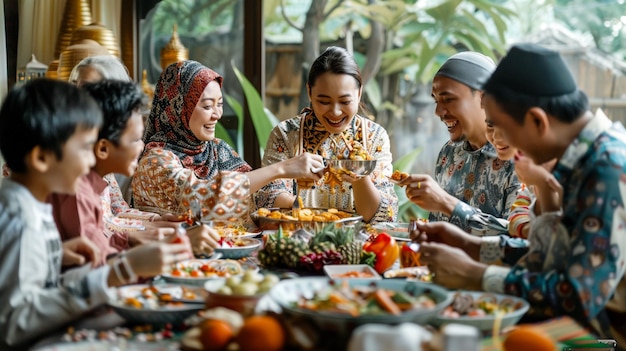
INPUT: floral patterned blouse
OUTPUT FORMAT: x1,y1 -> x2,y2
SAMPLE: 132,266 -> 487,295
255,110 -> 398,224
482,110 -> 626,339
432,140 -> 521,235
131,141 -> 251,223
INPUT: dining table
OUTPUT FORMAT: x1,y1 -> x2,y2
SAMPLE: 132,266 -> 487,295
28,222 -> 612,351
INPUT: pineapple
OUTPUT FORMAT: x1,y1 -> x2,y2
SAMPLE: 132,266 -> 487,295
313,223 -> 362,264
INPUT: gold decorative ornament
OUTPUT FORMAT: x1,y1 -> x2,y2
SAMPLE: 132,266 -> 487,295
160,24 -> 188,70
46,59 -> 60,79
141,69 -> 155,101
70,22 -> 121,57
54,0 -> 92,58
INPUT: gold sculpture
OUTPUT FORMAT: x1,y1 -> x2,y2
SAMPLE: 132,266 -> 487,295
70,22 -> 121,57
160,24 -> 188,70
54,0 -> 92,59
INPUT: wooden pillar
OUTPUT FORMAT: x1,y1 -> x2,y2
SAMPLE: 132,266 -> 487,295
243,0 -> 263,168
4,0 -> 19,89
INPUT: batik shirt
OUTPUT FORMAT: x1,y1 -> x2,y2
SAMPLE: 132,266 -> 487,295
255,110 -> 398,224
0,179 -> 114,348
482,110 -> 626,337
432,140 -> 521,235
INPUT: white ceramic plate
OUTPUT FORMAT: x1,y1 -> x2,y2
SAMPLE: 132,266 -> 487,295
383,266 -> 431,281
323,264 -> 381,279
430,290 -> 530,332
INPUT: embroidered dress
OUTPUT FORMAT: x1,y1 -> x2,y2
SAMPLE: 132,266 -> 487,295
432,140 -> 520,235
255,109 -> 397,224
482,110 -> 626,339
132,61 -> 251,223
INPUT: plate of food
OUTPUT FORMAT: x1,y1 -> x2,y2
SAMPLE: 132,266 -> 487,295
323,264 -> 381,279
214,237 -> 263,259
387,170 -> 410,185
251,207 -> 362,232
431,291 -> 529,332
108,284 -> 205,324
201,221 -> 260,238
383,266 -> 432,282
269,277 -> 451,335
161,258 -> 244,286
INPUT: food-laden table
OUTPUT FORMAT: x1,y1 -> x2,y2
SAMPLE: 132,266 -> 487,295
29,216 -> 606,351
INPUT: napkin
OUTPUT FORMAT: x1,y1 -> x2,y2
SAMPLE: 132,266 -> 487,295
347,323 -> 432,351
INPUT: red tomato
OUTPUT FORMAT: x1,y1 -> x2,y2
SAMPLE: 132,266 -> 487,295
189,270 -> 201,277
200,264 -> 211,273
171,269 -> 183,277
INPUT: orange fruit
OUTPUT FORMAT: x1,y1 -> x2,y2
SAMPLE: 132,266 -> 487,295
199,318 -> 234,351
236,315 -> 285,351
503,325 -> 557,351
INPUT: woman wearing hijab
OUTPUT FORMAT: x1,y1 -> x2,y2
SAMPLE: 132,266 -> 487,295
132,60 -> 322,226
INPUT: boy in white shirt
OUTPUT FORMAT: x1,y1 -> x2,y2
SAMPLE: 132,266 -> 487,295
0,79 -> 193,348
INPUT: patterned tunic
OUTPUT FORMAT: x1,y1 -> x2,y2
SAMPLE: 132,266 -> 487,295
482,111 -> 626,338
255,110 -> 398,224
432,140 -> 521,235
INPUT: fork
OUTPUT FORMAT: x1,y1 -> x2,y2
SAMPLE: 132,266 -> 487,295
292,181 -> 301,217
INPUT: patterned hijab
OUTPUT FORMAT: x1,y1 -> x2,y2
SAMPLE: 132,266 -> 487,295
143,60 -> 223,173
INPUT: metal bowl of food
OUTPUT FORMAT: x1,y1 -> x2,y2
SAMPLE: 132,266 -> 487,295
327,159 -> 377,178
250,207 -> 363,232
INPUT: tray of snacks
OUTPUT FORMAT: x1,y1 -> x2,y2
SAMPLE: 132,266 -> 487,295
161,258 -> 244,286
251,207 -> 363,232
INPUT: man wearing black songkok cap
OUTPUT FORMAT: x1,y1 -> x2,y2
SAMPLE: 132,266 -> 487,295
401,51 -> 522,247
416,43 -> 626,345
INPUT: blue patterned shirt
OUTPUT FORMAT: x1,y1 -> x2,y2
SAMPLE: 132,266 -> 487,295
483,110 -> 626,336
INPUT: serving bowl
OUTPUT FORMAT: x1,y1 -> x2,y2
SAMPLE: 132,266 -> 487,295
204,271 -> 280,316
108,284 -> 205,325
214,237 -> 263,259
269,277 -> 451,335
327,159 -> 377,178
430,291 -> 529,332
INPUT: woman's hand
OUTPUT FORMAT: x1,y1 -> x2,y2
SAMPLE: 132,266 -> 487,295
62,236 -> 102,268
185,224 -> 220,257
282,152 -> 326,181
513,152 -> 556,186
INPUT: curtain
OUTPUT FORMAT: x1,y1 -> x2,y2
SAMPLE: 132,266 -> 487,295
16,0 -> 121,73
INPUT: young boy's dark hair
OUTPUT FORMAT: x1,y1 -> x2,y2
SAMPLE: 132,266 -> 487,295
81,80 -> 148,145
0,79 -> 102,173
